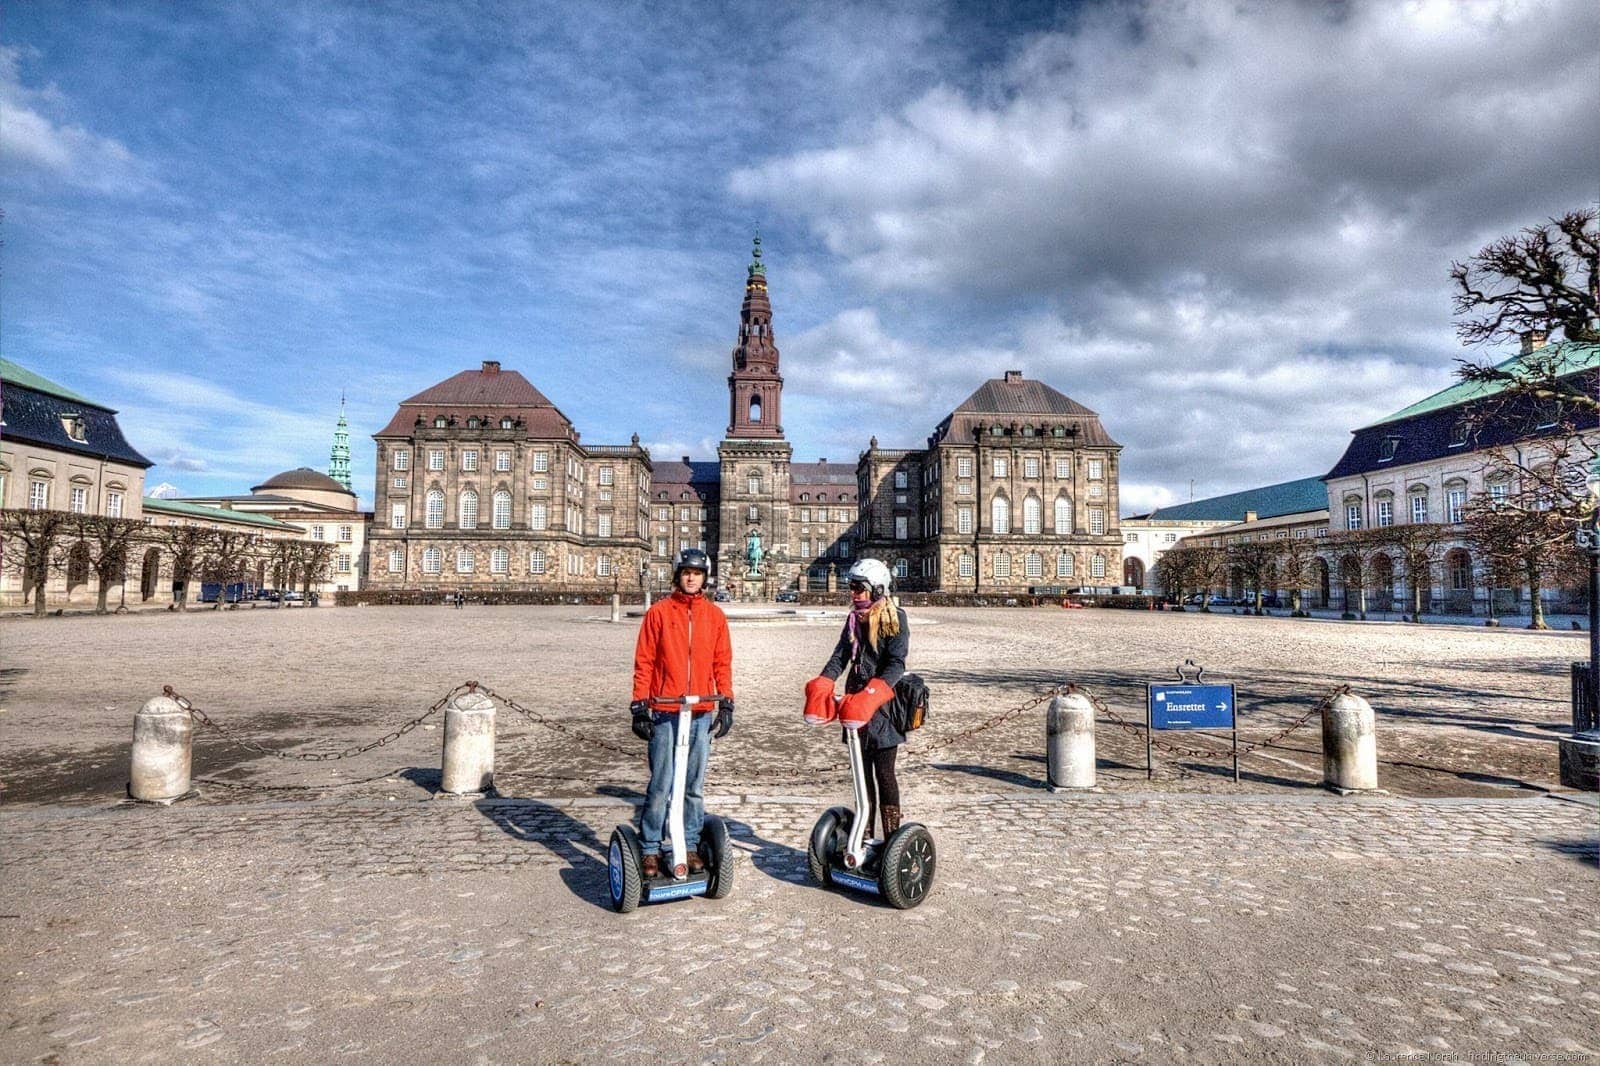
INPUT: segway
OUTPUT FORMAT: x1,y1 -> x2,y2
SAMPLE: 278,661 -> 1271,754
807,724 -> 936,909
608,695 -> 733,913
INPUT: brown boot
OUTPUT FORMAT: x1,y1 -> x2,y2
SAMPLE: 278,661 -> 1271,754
881,805 -> 902,834
686,852 -> 705,874
642,853 -> 661,878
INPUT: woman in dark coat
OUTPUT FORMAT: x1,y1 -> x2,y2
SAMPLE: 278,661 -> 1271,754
811,557 -> 910,838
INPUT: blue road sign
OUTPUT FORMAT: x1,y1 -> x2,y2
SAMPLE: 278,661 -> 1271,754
1148,683 -> 1235,730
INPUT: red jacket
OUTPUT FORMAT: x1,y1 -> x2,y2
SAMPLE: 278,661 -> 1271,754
632,591 -> 734,712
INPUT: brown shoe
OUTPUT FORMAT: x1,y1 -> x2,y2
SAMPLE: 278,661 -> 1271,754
686,852 -> 705,875
882,805 -> 903,835
641,853 -> 661,878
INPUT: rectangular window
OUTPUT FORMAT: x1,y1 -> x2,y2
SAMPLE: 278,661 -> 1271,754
992,457 -> 1008,478
1295,529 -> 1308,539
392,477 -> 408,490
957,506 -> 973,534
495,451 -> 511,472
491,548 -> 509,574
1089,508 -> 1105,535
529,503 -> 548,530
339,525 -> 353,542
428,449 -> 444,471
958,554 -> 974,578
393,451 -> 409,471
1088,459 -> 1104,480
337,554 -> 351,574
457,550 -> 475,574
311,525 -> 325,541
1447,489 -> 1466,524
1024,458 -> 1040,479
655,538 -> 667,554
1025,553 -> 1043,578
800,508 -> 810,523
1091,555 -> 1106,579
895,516 -> 908,540
748,504 -> 758,521
389,548 -> 404,573
1487,482 -> 1509,503
462,450 -> 478,472
1089,482 -> 1104,498
391,503 -> 406,528
1054,458 -> 1071,479
493,494 -> 511,529
422,548 -> 442,574
529,550 -> 546,574
1410,496 -> 1428,523
801,540 -> 811,557
1376,500 -> 1393,527
106,491 -> 123,518
599,466 -> 614,487
957,481 -> 971,495
531,476 -> 548,491
69,486 -> 88,513
894,470 -> 908,489
1347,504 -> 1363,530
597,513 -> 612,538
994,553 -> 1011,579
894,492 -> 907,505
957,457 -> 973,478
597,556 -> 612,577
532,452 -> 549,473
1056,553 -> 1074,578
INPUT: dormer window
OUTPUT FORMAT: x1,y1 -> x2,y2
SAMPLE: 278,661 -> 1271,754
990,425 -> 1005,436
1051,425 -> 1066,437
500,418 -> 514,429
434,417 -> 447,429
61,414 -> 87,442
1378,436 -> 1400,462
1449,421 -> 1470,448
467,417 -> 480,429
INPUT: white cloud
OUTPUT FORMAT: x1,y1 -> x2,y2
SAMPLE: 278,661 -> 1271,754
0,46 -> 155,194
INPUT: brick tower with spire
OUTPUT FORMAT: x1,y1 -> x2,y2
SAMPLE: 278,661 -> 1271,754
717,236 -> 794,598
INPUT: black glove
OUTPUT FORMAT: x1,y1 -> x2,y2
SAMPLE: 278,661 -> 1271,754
630,700 -> 653,741
713,698 -> 734,739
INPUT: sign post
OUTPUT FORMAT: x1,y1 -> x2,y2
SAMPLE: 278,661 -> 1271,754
1145,660 -> 1238,782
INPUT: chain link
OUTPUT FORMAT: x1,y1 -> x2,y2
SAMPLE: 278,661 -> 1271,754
164,683 -> 465,761
473,683 -> 646,760
1085,684 -> 1348,759
193,768 -> 416,792
900,687 -> 1061,769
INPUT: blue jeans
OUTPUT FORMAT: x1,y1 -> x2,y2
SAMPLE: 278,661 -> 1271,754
640,710 -> 712,856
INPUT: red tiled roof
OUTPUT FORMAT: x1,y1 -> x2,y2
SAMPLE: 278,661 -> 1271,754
402,366 -> 553,406
931,373 -> 1120,448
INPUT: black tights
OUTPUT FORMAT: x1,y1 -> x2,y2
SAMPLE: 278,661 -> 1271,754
863,742 -> 900,835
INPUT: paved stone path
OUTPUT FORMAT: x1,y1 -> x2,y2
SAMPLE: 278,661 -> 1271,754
3,791 -> 1595,1063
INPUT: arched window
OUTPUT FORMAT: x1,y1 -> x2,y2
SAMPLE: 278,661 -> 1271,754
425,490 -> 444,529
490,548 -> 509,574
1090,554 -> 1106,579
749,395 -> 762,423
459,490 -> 478,529
1447,548 -> 1472,591
1025,552 -> 1043,578
958,553 -> 975,578
1054,496 -> 1073,533
1023,495 -> 1042,535
1056,552 -> 1075,578
991,495 -> 1011,534
492,490 -> 511,529
422,547 -> 442,574
994,551 -> 1012,579
529,549 -> 547,575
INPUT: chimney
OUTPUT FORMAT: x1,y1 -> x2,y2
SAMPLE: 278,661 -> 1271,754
1244,510 -> 1258,523
682,455 -> 691,465
1003,370 -> 1023,383
1520,330 -> 1548,354
482,360 -> 501,374
819,457 -> 827,464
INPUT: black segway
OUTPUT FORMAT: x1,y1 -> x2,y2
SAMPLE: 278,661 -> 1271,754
608,695 -> 733,912
807,725 -> 936,909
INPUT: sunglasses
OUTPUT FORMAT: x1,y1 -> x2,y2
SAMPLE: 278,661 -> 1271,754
848,580 -> 872,592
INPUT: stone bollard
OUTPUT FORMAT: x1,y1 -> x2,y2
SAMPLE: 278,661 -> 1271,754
610,593 -> 621,623
1323,691 -> 1379,793
1046,689 -> 1097,792
441,689 -> 496,795
129,696 -> 193,803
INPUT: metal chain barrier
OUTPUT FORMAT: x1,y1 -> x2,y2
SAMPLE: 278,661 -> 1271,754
193,768 -> 416,792
900,686 -> 1061,769
1086,684 -> 1349,759
164,682 -> 468,761
473,683 -> 646,760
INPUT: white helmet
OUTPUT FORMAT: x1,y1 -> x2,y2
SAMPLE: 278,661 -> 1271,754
846,558 -> 893,597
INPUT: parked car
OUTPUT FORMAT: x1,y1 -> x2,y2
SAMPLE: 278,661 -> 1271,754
280,590 -> 304,603
712,589 -> 732,602
775,590 -> 799,603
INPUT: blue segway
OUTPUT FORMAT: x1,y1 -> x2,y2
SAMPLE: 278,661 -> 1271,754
608,695 -> 733,912
807,727 -> 936,909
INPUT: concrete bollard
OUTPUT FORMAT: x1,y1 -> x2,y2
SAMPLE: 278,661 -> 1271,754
1323,691 -> 1378,793
129,696 -> 193,803
610,593 -> 621,623
1046,689 -> 1097,791
441,689 -> 496,795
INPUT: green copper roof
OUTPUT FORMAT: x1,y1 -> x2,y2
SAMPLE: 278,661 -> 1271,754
1147,476 -> 1329,522
142,498 -> 305,531
1363,340 -> 1600,429
0,358 -> 102,408
748,234 -> 765,276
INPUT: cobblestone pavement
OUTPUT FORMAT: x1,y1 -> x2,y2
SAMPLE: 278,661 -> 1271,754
1,791 -> 1596,1063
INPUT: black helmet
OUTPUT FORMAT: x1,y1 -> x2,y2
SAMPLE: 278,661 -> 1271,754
672,548 -> 711,582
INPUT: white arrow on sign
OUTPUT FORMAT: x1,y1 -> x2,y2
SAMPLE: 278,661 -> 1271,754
1215,703 -> 1229,711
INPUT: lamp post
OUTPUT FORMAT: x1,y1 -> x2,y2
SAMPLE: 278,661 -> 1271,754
1576,455 -> 1600,731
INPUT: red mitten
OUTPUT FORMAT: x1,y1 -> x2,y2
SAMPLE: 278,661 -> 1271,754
838,679 -> 894,730
804,676 -> 838,724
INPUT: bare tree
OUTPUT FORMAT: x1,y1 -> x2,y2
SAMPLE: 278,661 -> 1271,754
63,514 -> 145,614
1273,534 -> 1319,617
264,537 -> 299,605
1452,209 -> 1598,348
158,525 -> 211,610
1227,540 -> 1276,615
0,510 -> 73,617
198,530 -> 258,608
296,540 -> 337,603
1464,487 -> 1578,630
1377,522 -> 1453,623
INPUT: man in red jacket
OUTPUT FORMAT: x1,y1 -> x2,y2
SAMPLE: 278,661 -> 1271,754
630,548 -> 734,878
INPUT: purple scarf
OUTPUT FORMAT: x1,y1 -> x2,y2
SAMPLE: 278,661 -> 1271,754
846,597 -> 877,660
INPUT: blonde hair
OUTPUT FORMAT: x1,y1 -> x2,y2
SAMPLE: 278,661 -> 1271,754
864,595 -> 901,649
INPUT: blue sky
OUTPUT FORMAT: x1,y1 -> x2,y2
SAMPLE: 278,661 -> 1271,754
5,0 -> 1597,513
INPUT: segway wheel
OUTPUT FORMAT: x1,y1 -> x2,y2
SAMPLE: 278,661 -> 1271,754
879,823 -> 936,910
807,806 -> 852,886
700,816 -> 734,899
608,825 -> 644,913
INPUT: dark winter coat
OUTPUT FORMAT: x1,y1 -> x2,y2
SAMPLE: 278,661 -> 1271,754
821,605 -> 910,748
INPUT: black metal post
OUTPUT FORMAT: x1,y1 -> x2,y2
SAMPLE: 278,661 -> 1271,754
1589,516 -> 1599,726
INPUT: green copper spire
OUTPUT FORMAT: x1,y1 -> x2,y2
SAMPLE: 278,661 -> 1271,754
748,233 -> 765,277
329,395 -> 352,491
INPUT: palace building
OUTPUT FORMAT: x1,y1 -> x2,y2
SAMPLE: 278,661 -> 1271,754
362,239 -> 1122,597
